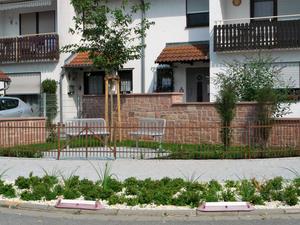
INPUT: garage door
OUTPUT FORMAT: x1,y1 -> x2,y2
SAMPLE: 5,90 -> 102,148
6,73 -> 41,95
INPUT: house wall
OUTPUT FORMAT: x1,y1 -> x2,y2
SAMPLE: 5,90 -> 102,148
0,0 -> 80,121
1,0 -> 210,121
0,4 -> 57,37
219,0 -> 300,23
210,0 -> 300,118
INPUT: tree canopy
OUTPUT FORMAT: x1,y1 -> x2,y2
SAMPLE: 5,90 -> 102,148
62,0 -> 154,75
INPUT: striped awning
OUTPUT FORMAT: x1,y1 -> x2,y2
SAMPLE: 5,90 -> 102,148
0,0 -> 52,11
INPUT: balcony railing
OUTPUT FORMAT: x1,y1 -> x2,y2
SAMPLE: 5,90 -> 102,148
0,33 -> 59,64
214,16 -> 300,52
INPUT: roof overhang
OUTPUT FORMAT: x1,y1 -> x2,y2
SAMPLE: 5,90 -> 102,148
64,52 -> 93,68
155,43 -> 209,64
0,0 -> 52,11
0,71 -> 11,82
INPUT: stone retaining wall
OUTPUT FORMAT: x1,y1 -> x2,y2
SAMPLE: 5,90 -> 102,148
82,93 -> 300,147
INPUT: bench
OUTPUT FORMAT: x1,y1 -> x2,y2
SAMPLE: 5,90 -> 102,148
129,118 -> 166,149
65,118 -> 110,139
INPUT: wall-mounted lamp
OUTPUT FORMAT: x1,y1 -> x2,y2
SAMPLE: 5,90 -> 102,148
68,85 -> 75,96
233,0 -> 241,6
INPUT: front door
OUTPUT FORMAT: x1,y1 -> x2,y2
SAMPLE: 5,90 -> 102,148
186,68 -> 209,102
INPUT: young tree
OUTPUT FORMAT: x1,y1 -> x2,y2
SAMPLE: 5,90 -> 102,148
215,77 -> 237,149
62,0 -> 154,124
216,55 -> 294,149
216,55 -> 292,117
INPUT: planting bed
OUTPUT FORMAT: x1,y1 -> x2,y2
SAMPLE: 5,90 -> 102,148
0,172 -> 299,209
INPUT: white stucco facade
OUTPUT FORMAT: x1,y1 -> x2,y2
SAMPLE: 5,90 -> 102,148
210,0 -> 300,117
1,0 -> 300,120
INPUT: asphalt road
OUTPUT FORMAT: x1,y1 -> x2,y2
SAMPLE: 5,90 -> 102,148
0,208 -> 300,225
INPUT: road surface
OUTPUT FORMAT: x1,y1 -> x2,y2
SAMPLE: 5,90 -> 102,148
0,208 -> 299,225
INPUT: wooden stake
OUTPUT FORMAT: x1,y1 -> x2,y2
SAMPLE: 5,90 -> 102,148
105,78 -> 109,126
116,79 -> 122,141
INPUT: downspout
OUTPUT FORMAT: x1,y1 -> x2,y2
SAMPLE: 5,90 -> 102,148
0,81 -> 10,93
140,0 -> 146,93
59,69 -> 64,123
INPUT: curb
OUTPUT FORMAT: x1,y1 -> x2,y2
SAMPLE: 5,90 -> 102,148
0,200 -> 299,217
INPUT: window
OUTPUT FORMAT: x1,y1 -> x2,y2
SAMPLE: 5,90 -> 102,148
251,0 -> 277,21
84,72 -> 105,95
186,0 -> 209,27
84,70 -> 133,95
156,68 -> 174,92
119,70 -> 133,94
20,11 -> 55,35
0,98 -> 19,111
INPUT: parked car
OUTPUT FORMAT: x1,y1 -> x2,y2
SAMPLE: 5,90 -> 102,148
0,97 -> 33,118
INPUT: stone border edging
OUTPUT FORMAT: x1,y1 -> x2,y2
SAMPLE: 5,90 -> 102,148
0,200 -> 299,217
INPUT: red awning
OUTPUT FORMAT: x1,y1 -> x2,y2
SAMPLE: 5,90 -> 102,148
155,44 -> 209,64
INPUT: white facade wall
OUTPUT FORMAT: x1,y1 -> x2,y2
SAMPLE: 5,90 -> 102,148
1,0 -> 300,119
210,0 -> 300,118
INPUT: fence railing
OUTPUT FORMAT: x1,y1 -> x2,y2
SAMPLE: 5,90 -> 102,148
0,120 -> 300,160
214,19 -> 300,52
0,33 -> 59,63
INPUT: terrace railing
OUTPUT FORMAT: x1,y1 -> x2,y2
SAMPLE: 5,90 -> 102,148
0,33 -> 59,63
214,15 -> 300,52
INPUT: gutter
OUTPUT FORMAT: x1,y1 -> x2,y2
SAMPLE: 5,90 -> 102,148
140,0 -> 145,93
59,70 -> 64,123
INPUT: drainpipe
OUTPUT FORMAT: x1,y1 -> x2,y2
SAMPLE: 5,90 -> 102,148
59,70 -> 64,123
0,81 -> 10,93
140,0 -> 146,93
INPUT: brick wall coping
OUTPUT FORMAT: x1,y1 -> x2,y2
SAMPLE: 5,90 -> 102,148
172,102 -> 259,106
274,118 -> 300,122
0,117 -> 46,122
83,93 -> 184,97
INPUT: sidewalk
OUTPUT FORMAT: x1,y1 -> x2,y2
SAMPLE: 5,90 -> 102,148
0,157 -> 299,182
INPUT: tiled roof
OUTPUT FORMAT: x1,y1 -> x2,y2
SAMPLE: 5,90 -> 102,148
0,71 -> 10,82
65,52 -> 93,68
155,44 -> 209,64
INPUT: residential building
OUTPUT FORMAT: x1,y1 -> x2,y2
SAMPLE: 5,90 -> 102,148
210,0 -> 300,116
0,0 -> 300,121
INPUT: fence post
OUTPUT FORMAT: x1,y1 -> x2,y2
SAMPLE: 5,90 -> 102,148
113,122 -> 117,159
248,121 -> 251,159
43,93 -> 47,118
57,123 -> 61,160
85,122 -> 88,159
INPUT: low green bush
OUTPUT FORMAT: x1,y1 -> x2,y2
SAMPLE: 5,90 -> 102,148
2,173 -> 300,208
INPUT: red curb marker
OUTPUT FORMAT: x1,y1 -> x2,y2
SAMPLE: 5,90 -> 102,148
55,199 -> 104,210
198,202 -> 254,212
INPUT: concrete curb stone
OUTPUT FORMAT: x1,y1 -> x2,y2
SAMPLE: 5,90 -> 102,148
0,200 -> 299,217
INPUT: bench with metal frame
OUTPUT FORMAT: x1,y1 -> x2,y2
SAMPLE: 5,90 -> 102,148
64,118 -> 110,150
129,118 -> 166,149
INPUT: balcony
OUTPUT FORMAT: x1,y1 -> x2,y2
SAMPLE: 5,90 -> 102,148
214,15 -> 300,52
0,33 -> 59,64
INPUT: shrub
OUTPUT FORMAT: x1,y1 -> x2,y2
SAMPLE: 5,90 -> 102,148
0,184 -> 16,198
42,79 -> 58,123
283,186 -> 298,206
15,176 -> 30,189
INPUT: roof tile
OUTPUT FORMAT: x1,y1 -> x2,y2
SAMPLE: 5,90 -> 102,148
65,52 -> 93,67
155,44 -> 209,64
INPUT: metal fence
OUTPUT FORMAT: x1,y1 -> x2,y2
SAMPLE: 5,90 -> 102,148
1,120 -> 300,160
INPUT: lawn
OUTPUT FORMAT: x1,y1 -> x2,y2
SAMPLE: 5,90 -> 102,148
0,138 -> 299,159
